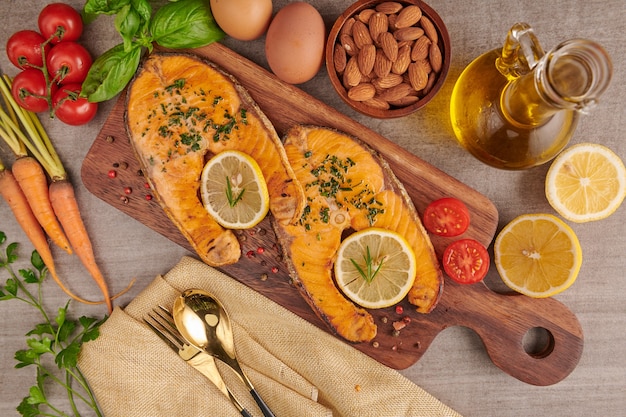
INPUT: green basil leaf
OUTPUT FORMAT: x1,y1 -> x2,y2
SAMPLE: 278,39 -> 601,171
83,0 -> 131,15
150,0 -> 225,49
131,0 -> 152,24
82,43 -> 143,103
115,4 -> 142,50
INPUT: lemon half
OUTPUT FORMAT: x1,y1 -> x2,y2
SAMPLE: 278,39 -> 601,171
494,214 -> 582,298
546,143 -> 626,223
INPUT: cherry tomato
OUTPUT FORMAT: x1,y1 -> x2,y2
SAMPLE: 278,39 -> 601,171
38,3 -> 83,44
6,30 -> 51,70
11,68 -> 57,113
46,42 -> 92,85
52,84 -> 98,125
423,197 -> 471,237
442,239 -> 490,284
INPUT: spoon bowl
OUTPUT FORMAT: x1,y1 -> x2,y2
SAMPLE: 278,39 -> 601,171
173,288 -> 276,417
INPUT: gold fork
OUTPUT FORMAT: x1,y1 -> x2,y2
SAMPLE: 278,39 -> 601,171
144,306 -> 253,417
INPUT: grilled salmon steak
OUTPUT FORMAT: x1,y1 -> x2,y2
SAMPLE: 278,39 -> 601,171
274,125 -> 443,342
126,53 -> 305,266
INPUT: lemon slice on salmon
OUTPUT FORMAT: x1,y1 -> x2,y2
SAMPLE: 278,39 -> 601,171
334,228 -> 417,309
201,150 -> 270,229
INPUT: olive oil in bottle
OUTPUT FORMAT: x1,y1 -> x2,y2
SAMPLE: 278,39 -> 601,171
450,23 -> 612,170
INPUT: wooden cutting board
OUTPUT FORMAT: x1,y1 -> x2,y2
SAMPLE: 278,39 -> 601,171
81,42 -> 583,386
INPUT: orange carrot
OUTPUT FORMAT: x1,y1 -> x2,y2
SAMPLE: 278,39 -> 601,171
49,179 -> 113,313
11,156 -> 72,254
0,167 -> 104,306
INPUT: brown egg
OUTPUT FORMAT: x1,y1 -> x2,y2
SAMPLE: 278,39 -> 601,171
265,2 -> 325,84
210,0 -> 273,41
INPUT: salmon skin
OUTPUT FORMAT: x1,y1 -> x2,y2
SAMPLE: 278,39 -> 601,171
125,52 -> 305,266
274,125 -> 443,343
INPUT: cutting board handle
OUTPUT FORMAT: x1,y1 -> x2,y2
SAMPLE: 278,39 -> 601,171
438,281 -> 583,386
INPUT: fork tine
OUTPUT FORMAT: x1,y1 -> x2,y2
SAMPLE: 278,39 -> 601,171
144,306 -> 185,350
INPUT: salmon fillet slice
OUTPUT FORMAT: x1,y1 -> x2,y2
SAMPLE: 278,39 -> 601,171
274,125 -> 443,342
126,52 -> 305,266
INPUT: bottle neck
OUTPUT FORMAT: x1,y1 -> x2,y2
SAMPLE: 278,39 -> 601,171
501,39 -> 612,127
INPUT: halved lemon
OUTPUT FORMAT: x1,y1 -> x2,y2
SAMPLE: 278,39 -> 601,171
200,150 -> 270,229
494,214 -> 582,298
334,228 -> 417,309
546,143 -> 626,223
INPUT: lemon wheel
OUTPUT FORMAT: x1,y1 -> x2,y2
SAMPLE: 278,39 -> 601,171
334,228 -> 417,309
200,150 -> 270,229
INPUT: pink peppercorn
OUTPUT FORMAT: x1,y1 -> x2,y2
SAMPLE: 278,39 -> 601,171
108,170 -> 117,179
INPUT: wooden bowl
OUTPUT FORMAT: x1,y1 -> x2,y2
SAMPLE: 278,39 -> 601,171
326,0 -> 451,118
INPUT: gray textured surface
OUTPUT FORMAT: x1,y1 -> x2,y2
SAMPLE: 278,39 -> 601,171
1,1 -> 625,416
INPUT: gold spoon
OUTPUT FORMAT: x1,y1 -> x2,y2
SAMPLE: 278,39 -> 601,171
173,288 -> 276,417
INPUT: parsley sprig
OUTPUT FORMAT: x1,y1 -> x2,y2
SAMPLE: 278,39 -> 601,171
0,231 -> 105,417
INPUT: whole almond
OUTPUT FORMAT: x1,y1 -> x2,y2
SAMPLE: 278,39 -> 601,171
357,44 -> 376,76
391,44 -> 411,74
348,83 -> 376,101
394,27 -> 425,42
388,95 -> 420,107
368,12 -> 388,44
364,97 -> 391,110
340,33 -> 358,56
333,43 -> 347,73
394,5 -> 422,29
387,13 -> 397,29
343,56 -> 362,87
411,36 -> 431,61
408,61 -> 428,91
429,42 -> 443,73
358,8 -> 375,23
377,82 -> 414,101
423,71 -> 437,95
340,17 -> 355,37
372,73 -> 404,89
379,31 -> 398,62
373,48 -> 392,78
352,20 -> 373,49
375,2 -> 403,14
420,16 -> 438,44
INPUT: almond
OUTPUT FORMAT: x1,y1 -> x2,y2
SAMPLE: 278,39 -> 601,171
340,17 -> 355,37
423,71 -> 437,95
394,27 -> 425,42
394,5 -> 422,29
352,20 -> 373,49
373,48 -> 392,78
420,16 -> 438,44
357,44 -> 376,76
348,83 -> 376,101
429,42 -> 443,73
391,44 -> 411,74
377,82 -> 414,101
334,43 -> 347,73
408,61 -> 428,91
340,33 -> 358,56
368,12 -> 388,44
364,97 -> 391,110
379,31 -> 398,62
411,36 -> 431,61
372,73 -> 404,89
343,56 -> 362,88
358,8 -> 375,23
388,95 -> 420,107
375,2 -> 403,14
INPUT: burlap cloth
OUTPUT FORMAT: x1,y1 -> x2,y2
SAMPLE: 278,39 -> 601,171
78,256 -> 462,417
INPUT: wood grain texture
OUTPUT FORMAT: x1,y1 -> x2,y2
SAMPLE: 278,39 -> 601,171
80,42 -> 582,385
